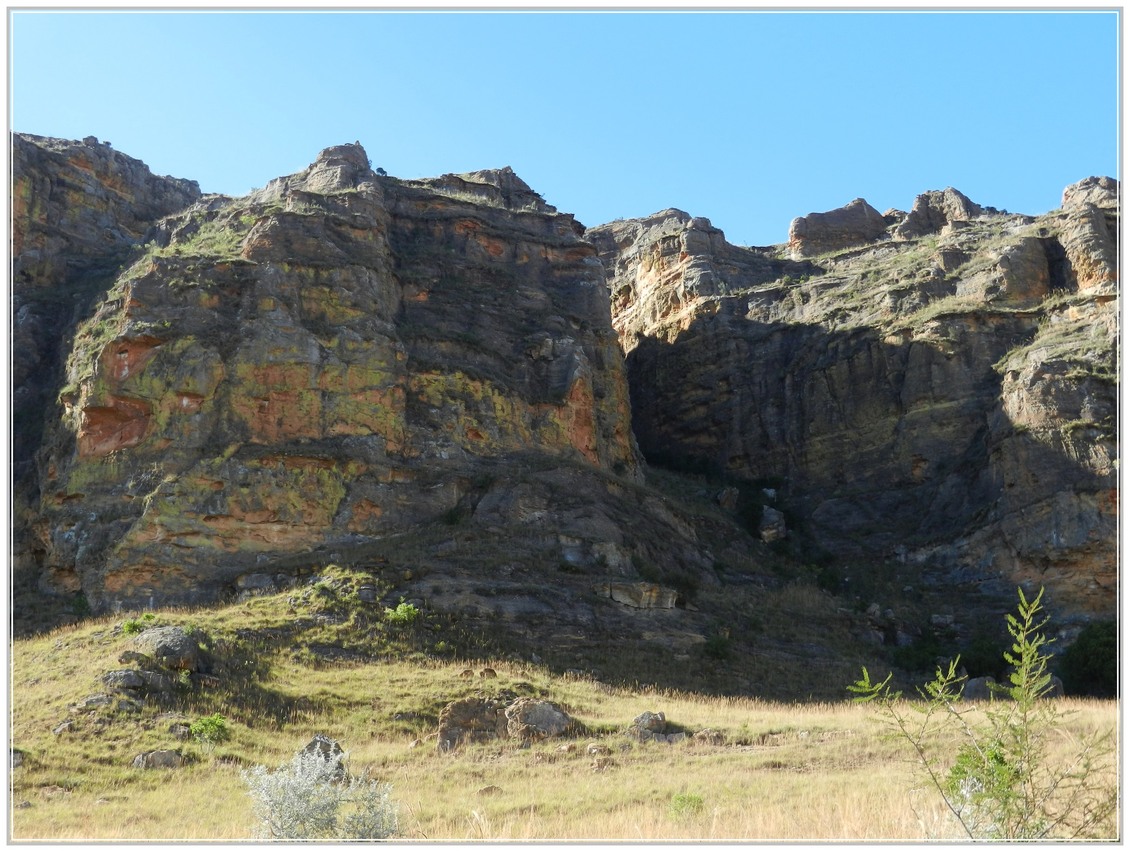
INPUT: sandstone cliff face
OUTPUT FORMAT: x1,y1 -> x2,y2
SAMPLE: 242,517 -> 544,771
590,181 -> 1117,621
12,133 -> 202,489
34,143 -> 651,610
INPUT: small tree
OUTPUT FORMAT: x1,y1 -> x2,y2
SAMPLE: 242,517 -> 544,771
190,713 -> 231,749
242,749 -> 399,840
848,587 -> 1117,840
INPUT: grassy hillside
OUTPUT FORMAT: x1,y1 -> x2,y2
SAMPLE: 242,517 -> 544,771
10,582 -> 1117,841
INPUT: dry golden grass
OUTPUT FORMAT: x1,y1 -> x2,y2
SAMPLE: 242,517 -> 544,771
11,618 -> 1118,841
10,585 -> 1119,842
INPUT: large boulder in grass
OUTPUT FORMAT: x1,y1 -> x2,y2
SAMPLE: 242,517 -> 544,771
132,749 -> 185,769
504,698 -> 571,743
436,697 -> 508,753
130,626 -> 203,671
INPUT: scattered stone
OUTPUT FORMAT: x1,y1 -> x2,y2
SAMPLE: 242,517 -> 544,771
12,748 -> 26,768
132,749 -> 185,770
665,732 -> 688,745
52,720 -> 75,736
117,650 -> 151,666
169,723 -> 191,740
930,613 -> 954,628
692,729 -> 726,746
73,693 -> 113,710
633,711 -> 666,734
715,487 -> 739,511
102,669 -> 146,691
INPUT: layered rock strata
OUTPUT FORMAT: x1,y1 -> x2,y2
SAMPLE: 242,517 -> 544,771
591,180 -> 1117,620
12,133 -> 202,489
34,143 -> 650,610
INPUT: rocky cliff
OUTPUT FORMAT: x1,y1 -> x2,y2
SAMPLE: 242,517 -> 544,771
13,133 -> 201,490
588,179 -> 1117,622
12,133 -> 1117,693
30,141 -> 664,611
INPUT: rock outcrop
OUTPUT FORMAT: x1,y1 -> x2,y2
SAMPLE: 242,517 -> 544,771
32,141 -> 647,610
787,198 -> 888,257
591,180 -> 1117,622
894,187 -> 983,240
12,132 -> 201,505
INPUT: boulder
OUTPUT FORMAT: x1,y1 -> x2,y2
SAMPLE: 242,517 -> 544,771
132,749 -> 184,769
130,626 -> 203,672
627,710 -> 668,741
787,198 -> 887,257
759,506 -> 787,543
101,670 -> 146,691
436,698 -> 507,753
963,676 -> 997,701
301,734 -> 346,779
504,698 -> 571,743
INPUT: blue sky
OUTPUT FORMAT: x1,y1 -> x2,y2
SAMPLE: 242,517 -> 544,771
9,8 -> 1120,246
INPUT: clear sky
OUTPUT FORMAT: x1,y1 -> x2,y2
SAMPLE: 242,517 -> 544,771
8,7 -> 1120,247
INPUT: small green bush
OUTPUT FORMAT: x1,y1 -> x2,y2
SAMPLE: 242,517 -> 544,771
121,612 -> 157,636
384,600 -> 419,626
669,792 -> 705,819
190,713 -> 231,748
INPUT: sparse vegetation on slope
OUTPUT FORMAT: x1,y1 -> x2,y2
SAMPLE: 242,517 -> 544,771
10,576 -> 1117,841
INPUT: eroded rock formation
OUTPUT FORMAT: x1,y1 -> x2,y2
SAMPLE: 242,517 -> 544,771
591,181 -> 1117,621
33,141 -> 648,610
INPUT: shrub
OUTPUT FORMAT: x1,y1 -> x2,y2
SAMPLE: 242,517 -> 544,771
121,612 -> 157,636
190,713 -> 231,748
702,633 -> 732,660
1057,619 -> 1116,697
242,750 -> 399,840
384,600 -> 419,626
849,588 -> 1117,840
669,792 -> 705,820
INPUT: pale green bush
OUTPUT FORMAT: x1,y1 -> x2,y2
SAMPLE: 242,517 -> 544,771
242,749 -> 399,840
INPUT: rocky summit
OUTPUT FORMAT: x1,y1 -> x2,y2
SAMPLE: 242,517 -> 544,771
10,132 -> 1118,695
